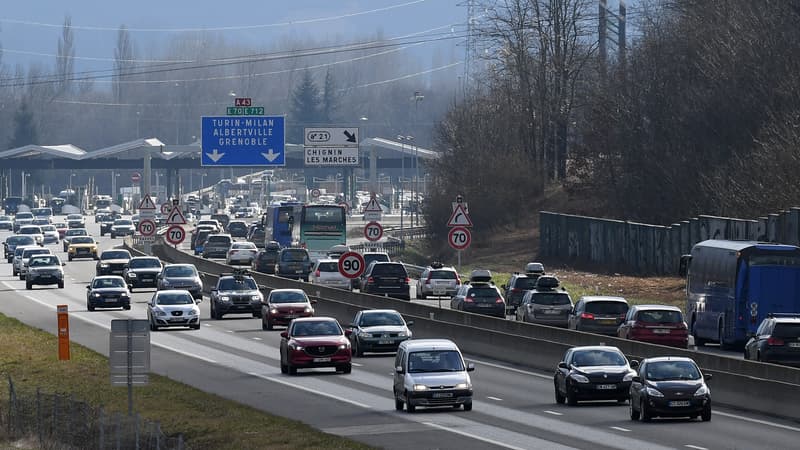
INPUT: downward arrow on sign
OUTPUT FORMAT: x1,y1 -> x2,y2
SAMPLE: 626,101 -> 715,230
206,149 -> 225,162
262,149 -> 281,162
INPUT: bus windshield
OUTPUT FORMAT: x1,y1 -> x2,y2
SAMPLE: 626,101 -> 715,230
299,205 -> 346,259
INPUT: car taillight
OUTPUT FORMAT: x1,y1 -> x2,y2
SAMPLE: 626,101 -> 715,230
768,337 -> 785,346
580,313 -> 595,320
425,274 -> 432,285
456,276 -> 461,285
315,270 -> 321,277
405,277 -> 410,283
495,297 -> 504,304
464,297 -> 473,303
367,276 -> 374,284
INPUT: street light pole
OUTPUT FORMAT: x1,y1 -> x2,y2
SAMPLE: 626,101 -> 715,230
397,135 -> 406,235
412,91 -> 424,226
406,135 -> 416,227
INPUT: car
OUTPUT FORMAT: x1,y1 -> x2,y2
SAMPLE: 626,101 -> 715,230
347,309 -> 413,356
157,264 -> 204,300
98,214 -> 115,236
501,273 -> 539,313
12,212 -> 34,232
110,219 -> 135,238
39,225 -> 60,244
62,228 -> 89,252
86,275 -> 131,311
66,213 -> 85,229
31,218 -> 50,227
209,213 -> 231,231
31,207 -> 53,219
361,262 -> 411,300
0,215 -> 13,230
309,258 -> 351,290
95,249 -> 132,276
251,242 -> 280,274
17,246 -> 52,280
524,262 -> 546,278
147,290 -> 202,331
352,251 -> 391,290
617,305 -> 689,349
25,254 -> 65,289
450,269 -> 506,318
196,219 -> 222,232
225,241 -> 258,265
416,263 -> 461,299
744,313 -> 800,366
67,236 -> 99,261
393,339 -> 474,412
4,235 -> 36,263
279,317 -> 352,375
276,248 -> 313,281
516,282 -> 573,327
261,288 -> 316,330
247,227 -> 267,248
209,270 -> 264,319
553,345 -> 636,406
192,229 -> 213,255
123,256 -> 163,291
53,222 -> 68,239
17,225 -> 44,246
326,244 -> 350,260
94,208 -> 112,221
226,220 -> 249,238
629,356 -> 712,422
202,233 -> 233,259
568,296 -> 630,335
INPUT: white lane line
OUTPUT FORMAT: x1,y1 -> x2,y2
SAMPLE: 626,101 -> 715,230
248,372 -> 372,409
714,410 -> 800,432
487,396 -> 503,401
469,358 -> 551,379
351,362 -> 363,367
203,323 -> 212,327
422,422 -> 527,450
685,445 -> 708,450
226,330 -> 234,333
252,337 -> 263,341
543,410 -> 563,416
610,426 -> 630,432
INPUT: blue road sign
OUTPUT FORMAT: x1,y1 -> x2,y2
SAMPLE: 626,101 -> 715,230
201,115 -> 285,166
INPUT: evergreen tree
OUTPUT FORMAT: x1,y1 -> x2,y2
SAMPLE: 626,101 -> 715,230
290,69 -> 323,143
56,15 -> 75,96
321,68 -> 339,122
9,101 -> 38,148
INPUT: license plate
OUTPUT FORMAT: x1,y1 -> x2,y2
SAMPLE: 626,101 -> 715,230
544,309 -> 560,315
669,400 -> 691,407
596,384 -> 616,390
789,342 -> 800,348
169,318 -> 183,322
599,319 -> 616,325
378,340 -> 393,345
313,357 -> 331,362
295,270 -> 303,274
653,329 -> 670,334
432,392 -> 453,398
285,314 -> 297,319
40,274 -> 52,278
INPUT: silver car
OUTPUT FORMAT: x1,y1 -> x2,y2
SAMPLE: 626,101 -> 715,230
416,264 -> 460,299
18,247 -> 53,280
309,258 -> 351,290
347,309 -> 413,356
147,290 -> 202,331
516,288 -> 573,327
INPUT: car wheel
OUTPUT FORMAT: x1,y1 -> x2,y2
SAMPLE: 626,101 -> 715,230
405,393 -> 416,413
756,352 -> 762,362
266,317 -> 273,330
87,303 -> 95,312
12,269 -> 17,276
25,281 -> 32,290
340,363 -> 352,374
280,361 -> 288,374
463,401 -> 473,411
629,399 -> 640,420
191,324 -> 200,330
617,397 -> 628,404
566,382 -> 578,406
123,305 -> 131,311
354,340 -> 363,357
288,364 -> 297,375
58,281 -> 64,289
640,399 -> 652,422
418,293 -> 427,299
19,275 -> 24,281
554,381 -> 565,404
149,320 -> 156,331
262,318 -> 269,331
701,405 -> 712,422
395,397 -> 404,411
129,286 -> 134,292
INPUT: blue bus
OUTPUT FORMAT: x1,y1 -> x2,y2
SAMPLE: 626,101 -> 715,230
680,240 -> 800,348
263,202 -> 303,248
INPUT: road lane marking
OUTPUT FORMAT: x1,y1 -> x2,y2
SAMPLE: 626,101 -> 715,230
351,362 -> 363,367
487,396 -> 503,401
685,445 -> 708,450
469,358 -> 551,379
713,410 -> 800,432
610,426 -> 630,432
248,372 -> 371,409
252,337 -> 263,341
422,422 -> 527,450
543,410 -> 563,416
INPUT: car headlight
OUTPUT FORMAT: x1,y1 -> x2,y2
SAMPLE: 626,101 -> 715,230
250,295 -> 261,301
289,343 -> 304,351
155,309 -> 167,317
358,331 -> 372,338
128,273 -> 137,278
398,331 -> 409,337
161,280 -> 171,287
219,296 -> 230,302
454,382 -> 471,390
623,373 -> 634,382
120,292 -> 129,297
413,384 -> 428,391
269,308 -> 278,314
694,385 -> 709,397
100,263 -> 109,268
570,373 -> 590,383
304,306 -> 313,313
92,293 -> 102,298
645,386 -> 664,397
338,343 -> 350,350
188,309 -> 199,316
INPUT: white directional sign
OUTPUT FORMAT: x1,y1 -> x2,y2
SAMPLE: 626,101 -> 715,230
304,127 -> 359,167
447,204 -> 473,227
165,207 -> 187,225
448,226 -> 472,250
137,219 -> 156,237
364,221 -> 383,242
338,251 -> 366,279
165,225 -> 186,245
304,147 -> 359,166
305,127 -> 359,146
138,194 -> 156,210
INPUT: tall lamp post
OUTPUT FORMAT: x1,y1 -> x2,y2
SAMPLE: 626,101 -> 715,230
397,135 -> 407,234
412,91 -> 424,226
405,135 -> 416,226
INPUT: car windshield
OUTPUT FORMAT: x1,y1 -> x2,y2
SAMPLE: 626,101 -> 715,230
408,350 -> 464,373
646,361 -> 701,381
282,250 -> 308,262
363,254 -> 390,266
114,220 -> 132,226
16,213 -> 33,219
53,223 -> 66,228
468,287 -> 500,298
19,227 -> 41,234
41,225 -> 56,232
7,236 -> 34,245
164,266 -> 196,277
372,264 -> 406,276
512,277 -> 539,289
532,293 -> 572,305
291,320 -> 341,336
232,243 -> 255,249
774,323 -> 800,338
29,256 -> 58,266
67,215 -> 82,220
317,262 -> 339,272
270,291 -> 307,303
359,312 -> 404,327
585,301 -> 628,315
102,251 -> 130,260
23,249 -> 50,258
637,309 -> 683,324
218,277 -> 257,291
129,258 -> 161,269
156,293 -> 194,305
571,349 -> 627,367
430,270 -> 458,280
93,278 -> 125,288
66,230 -> 87,236
71,237 -> 94,244
229,223 -> 246,230
0,216 -> 10,221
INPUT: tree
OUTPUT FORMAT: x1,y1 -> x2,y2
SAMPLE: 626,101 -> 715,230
289,69 -> 324,142
321,68 -> 339,122
113,25 -> 135,103
56,15 -> 75,96
9,101 -> 38,148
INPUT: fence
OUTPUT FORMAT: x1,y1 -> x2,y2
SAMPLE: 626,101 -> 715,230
540,208 -> 800,276
0,375 -> 185,450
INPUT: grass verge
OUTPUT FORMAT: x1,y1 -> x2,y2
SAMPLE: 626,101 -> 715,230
0,314 -> 372,450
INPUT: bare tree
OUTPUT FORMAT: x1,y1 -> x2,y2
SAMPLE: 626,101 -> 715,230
113,25 -> 135,103
55,15 -> 75,97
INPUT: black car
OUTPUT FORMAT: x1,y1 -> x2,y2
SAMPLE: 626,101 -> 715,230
361,262 -> 411,300
98,214 -> 116,236
554,345 -> 636,406
352,252 -> 391,290
450,269 -> 505,318
629,356 -> 712,422
210,213 -> 231,231
95,249 -> 132,276
209,270 -> 264,319
252,242 -> 280,274
202,234 -> 232,259
276,248 -> 312,281
123,256 -> 163,291
227,220 -> 250,238
744,313 -> 800,366
86,275 -> 132,311
501,273 -> 539,313
247,226 -> 267,248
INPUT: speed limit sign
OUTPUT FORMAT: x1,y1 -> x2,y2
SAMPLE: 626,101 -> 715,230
137,219 -> 156,237
165,225 -> 186,245
448,226 -> 471,250
338,251 -> 366,279
364,221 -> 383,242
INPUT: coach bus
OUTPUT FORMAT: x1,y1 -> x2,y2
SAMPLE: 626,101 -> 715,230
263,202 -> 302,248
299,204 -> 347,260
680,240 -> 800,349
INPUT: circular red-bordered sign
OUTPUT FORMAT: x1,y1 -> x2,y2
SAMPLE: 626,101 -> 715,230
137,219 -> 156,237
131,172 -> 141,183
364,221 -> 383,242
165,225 -> 186,245
448,226 -> 471,250
338,251 -> 366,279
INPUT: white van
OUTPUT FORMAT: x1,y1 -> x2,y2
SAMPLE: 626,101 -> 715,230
393,339 -> 474,412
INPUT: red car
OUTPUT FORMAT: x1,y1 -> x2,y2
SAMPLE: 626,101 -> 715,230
261,289 -> 316,330
54,223 -> 68,239
279,317 -> 352,375
617,305 -> 689,349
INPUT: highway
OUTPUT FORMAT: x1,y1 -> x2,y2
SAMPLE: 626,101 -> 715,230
2,221 -> 800,449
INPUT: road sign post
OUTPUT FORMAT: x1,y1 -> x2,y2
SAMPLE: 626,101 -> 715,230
110,319 -> 150,416
364,221 -> 383,242
201,116 -> 285,167
338,251 -> 366,279
137,194 -> 157,255
57,305 -> 70,361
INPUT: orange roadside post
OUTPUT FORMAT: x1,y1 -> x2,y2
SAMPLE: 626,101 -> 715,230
57,304 -> 70,360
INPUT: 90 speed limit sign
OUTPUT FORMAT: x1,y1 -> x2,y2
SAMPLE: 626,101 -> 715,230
165,225 -> 186,245
448,226 -> 472,250
364,221 -> 383,242
338,251 -> 366,279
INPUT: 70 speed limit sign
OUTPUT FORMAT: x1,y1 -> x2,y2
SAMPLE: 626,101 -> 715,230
165,225 -> 186,245
364,221 -> 383,242
448,226 -> 472,250
338,251 -> 366,279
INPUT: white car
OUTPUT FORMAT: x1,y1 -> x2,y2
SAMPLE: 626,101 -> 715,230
0,215 -> 13,230
225,241 -> 258,265
18,246 -> 53,280
66,213 -> 85,229
309,258 -> 351,290
147,290 -> 201,330
39,225 -> 60,244
17,225 -> 44,246
110,219 -> 136,238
